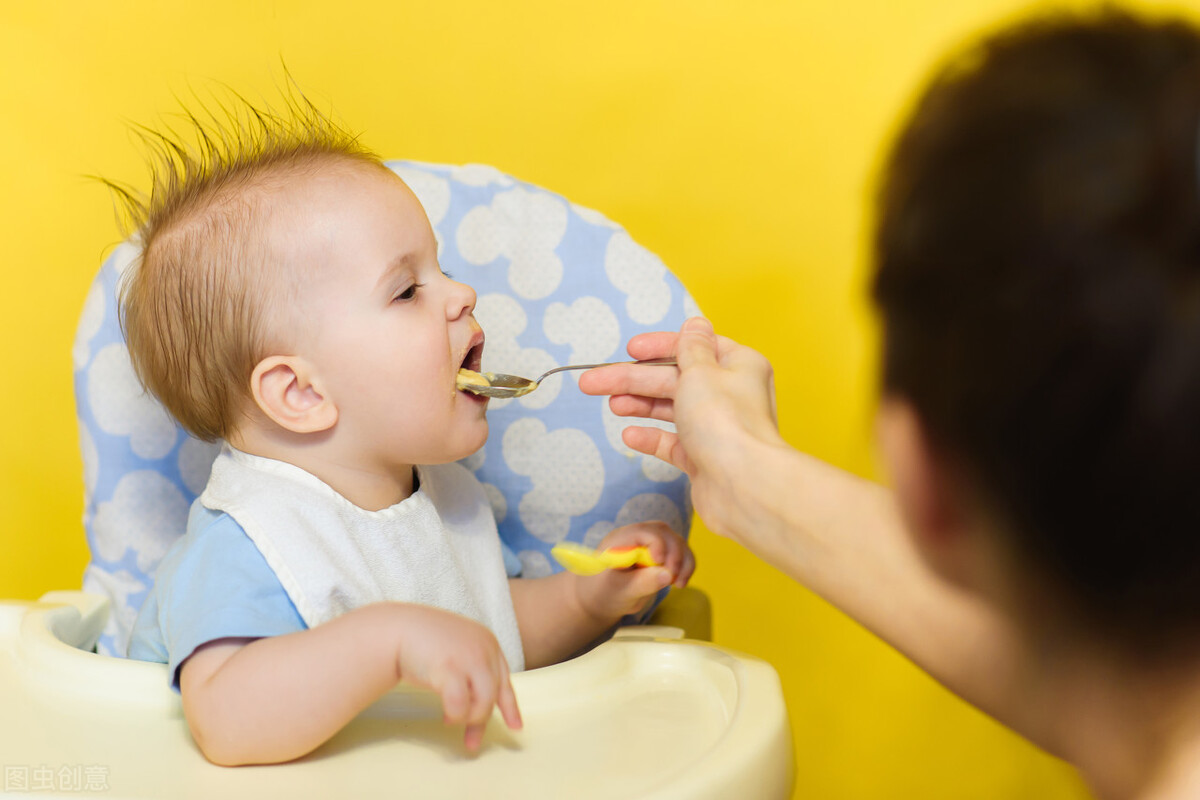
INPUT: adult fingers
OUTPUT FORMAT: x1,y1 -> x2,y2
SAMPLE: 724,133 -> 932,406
627,328 -> 738,363
608,394 -> 676,423
723,341 -> 772,373
621,426 -> 690,474
729,345 -> 779,426
579,359 -> 679,400
676,317 -> 719,371
625,330 -> 679,361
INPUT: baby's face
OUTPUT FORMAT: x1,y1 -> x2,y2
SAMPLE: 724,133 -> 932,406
268,162 -> 489,469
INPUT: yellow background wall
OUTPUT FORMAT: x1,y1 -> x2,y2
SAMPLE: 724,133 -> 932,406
3,1 -> 1194,796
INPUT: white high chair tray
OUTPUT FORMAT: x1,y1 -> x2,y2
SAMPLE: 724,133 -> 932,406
1,593 -> 793,799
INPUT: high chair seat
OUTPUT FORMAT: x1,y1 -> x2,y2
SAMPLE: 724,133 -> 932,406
75,161 -> 699,656
0,592 -> 794,799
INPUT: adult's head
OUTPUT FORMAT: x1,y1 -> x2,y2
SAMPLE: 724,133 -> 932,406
873,10 -> 1200,654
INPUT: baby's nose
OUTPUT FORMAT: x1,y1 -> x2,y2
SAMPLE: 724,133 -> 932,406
448,279 -> 477,318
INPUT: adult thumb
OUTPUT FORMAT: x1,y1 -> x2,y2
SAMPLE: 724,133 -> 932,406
677,317 -> 718,370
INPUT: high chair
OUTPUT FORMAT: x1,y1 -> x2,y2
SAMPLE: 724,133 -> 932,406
0,162 -> 794,798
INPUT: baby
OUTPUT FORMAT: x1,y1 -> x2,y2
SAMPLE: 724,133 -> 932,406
119,99 -> 694,766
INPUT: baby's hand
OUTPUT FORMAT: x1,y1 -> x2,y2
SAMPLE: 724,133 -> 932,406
392,605 -> 522,752
575,522 -> 696,621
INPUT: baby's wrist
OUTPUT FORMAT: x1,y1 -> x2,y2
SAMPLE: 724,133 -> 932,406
570,575 -> 624,627
376,601 -> 454,681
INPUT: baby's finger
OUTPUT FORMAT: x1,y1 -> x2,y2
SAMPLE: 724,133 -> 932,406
464,723 -> 486,753
629,521 -> 675,565
457,668 -> 502,753
464,669 -> 499,731
674,545 -> 697,588
437,674 -> 470,725
666,532 -> 693,584
624,565 -> 674,600
496,676 -> 523,732
658,534 -> 685,579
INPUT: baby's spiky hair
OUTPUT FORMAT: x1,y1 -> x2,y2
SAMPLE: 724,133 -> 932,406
105,90 -> 383,441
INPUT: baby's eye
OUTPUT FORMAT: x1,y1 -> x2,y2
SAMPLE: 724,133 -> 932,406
394,283 -> 423,302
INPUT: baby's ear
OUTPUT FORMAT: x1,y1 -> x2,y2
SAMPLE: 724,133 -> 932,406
250,356 -> 338,434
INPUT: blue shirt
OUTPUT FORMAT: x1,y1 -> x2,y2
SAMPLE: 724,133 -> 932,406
127,503 -> 306,689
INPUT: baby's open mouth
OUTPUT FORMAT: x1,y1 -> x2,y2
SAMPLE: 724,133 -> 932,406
460,340 -> 484,377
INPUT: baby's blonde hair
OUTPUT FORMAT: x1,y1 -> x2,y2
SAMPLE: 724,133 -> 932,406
106,92 -> 382,442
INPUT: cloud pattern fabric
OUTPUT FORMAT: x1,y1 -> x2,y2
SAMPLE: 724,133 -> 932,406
75,161 -> 697,656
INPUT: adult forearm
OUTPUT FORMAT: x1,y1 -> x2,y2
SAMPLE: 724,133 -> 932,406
721,440 -> 1056,749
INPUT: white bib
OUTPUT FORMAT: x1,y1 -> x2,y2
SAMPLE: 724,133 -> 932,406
200,446 -> 524,671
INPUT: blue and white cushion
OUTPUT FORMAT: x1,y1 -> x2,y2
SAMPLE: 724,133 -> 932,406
75,161 -> 698,656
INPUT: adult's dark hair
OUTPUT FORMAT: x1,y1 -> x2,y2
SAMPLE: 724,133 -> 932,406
873,10 -> 1200,650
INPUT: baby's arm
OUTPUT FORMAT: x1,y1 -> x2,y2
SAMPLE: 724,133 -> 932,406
509,522 -> 695,669
179,602 -> 521,766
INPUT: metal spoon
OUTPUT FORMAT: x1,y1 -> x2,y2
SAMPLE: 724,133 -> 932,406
457,357 -> 678,399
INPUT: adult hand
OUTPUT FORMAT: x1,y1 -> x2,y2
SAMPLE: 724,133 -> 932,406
579,317 -> 784,540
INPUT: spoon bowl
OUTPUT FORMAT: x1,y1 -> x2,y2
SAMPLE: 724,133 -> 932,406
457,358 -> 677,399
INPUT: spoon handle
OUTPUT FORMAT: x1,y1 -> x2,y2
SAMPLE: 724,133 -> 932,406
537,357 -> 677,382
